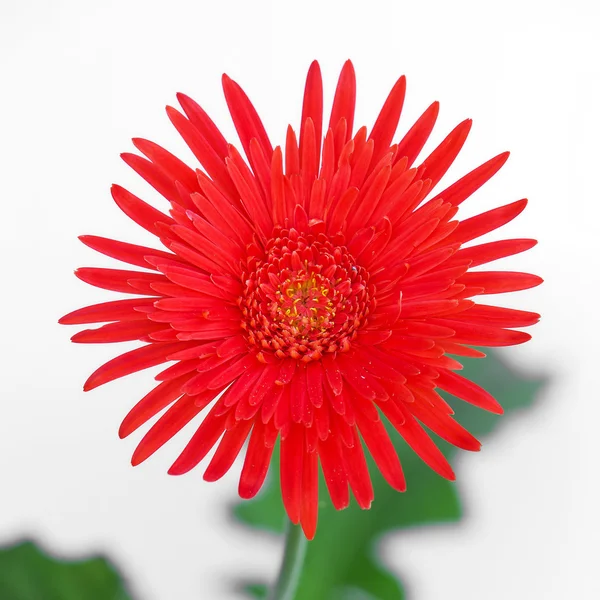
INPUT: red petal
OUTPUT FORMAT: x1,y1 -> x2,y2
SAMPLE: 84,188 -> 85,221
369,75 -> 406,164
340,427 -> 374,509
395,101 -> 439,167
280,424 -> 304,524
119,374 -> 189,438
348,136 -> 374,190
318,435 -> 349,509
437,341 -> 486,358
418,119 -> 472,189
132,393 -> 210,466
248,363 -> 280,406
400,299 -> 462,319
458,271 -> 543,294
431,317 -> 532,347
410,398 -> 481,451
453,238 -> 537,267
75,268 -> 165,296
155,359 -> 200,382
166,106 -> 237,201
71,320 -> 165,344
300,61 -> 324,167
305,361 -> 324,408
248,138 -> 272,209
435,369 -> 503,414
168,406 -> 229,475
111,184 -> 174,237
59,298 -> 157,325
441,199 -> 528,247
239,420 -> 275,499
323,355 -> 343,396
261,385 -> 284,425
456,304 -> 540,327
203,419 -> 254,482
133,137 -> 200,191
388,404 -> 455,480
176,93 -> 229,159
327,187 -> 359,235
206,353 -> 257,390
226,149 -> 272,239
299,450 -> 319,540
356,410 -> 406,491
79,235 -> 179,271
121,152 -> 182,205
222,74 -> 273,162
347,165 -> 392,233
329,61 -> 356,143
300,118 -> 318,201
195,171 -> 254,243
84,341 -> 195,391
432,151 -> 509,206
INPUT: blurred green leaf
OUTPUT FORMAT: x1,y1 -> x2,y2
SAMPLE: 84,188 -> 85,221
243,582 -> 268,598
0,540 -> 133,600
233,351 -> 546,599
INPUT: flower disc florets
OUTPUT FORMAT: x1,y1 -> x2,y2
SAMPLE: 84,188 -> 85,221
241,227 -> 372,361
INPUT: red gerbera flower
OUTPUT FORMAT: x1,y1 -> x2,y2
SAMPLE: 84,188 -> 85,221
60,60 -> 541,539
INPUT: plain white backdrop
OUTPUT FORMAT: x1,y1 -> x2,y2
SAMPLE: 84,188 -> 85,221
1,0 -> 598,598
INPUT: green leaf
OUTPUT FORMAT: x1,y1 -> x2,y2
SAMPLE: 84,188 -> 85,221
233,351 -> 546,599
0,540 -> 133,600
242,582 -> 268,598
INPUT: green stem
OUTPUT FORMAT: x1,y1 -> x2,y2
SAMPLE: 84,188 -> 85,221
268,520 -> 308,600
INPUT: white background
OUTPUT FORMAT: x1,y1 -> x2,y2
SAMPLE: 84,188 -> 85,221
1,0 -> 598,598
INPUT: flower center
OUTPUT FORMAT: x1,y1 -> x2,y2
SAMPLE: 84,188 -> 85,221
241,228 -> 372,361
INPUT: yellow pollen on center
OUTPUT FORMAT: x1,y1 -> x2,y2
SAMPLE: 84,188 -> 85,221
274,272 -> 336,336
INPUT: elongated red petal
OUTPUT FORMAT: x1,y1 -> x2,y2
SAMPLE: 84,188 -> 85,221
239,420 -> 276,499
168,406 -> 229,475
453,238 -> 537,267
84,341 -> 195,391
369,75 -> 406,164
300,61 -> 323,167
389,404 -> 455,480
418,120 -> 472,189
119,375 -> 190,438
395,101 -> 439,166
203,419 -> 253,482
436,369 -> 503,414
432,151 -> 509,206
79,235 -> 178,271
458,271 -> 543,294
440,198 -> 528,247
318,435 -> 349,510
280,424 -> 304,524
355,410 -> 406,491
222,74 -> 273,161
60,298 -> 158,325
176,93 -> 229,159
121,152 -> 182,205
341,427 -> 374,508
71,320 -> 166,343
329,61 -> 356,142
166,106 -> 237,201
133,137 -> 200,191
111,184 -> 174,236
132,393 -> 210,466
431,317 -> 532,347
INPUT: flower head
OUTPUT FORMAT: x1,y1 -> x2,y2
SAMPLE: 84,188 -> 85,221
61,61 -> 541,539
